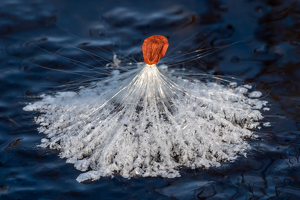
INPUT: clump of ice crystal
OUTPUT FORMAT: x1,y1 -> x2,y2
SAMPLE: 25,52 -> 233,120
24,64 -> 268,182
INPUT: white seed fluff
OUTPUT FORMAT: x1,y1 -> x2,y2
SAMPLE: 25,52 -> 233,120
24,64 -> 267,182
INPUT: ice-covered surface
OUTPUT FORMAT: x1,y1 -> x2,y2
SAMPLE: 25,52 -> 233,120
24,64 -> 268,182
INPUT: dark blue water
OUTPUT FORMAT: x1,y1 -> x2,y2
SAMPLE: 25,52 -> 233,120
1,0 -> 300,199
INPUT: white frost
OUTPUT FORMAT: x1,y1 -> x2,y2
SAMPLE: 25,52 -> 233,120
249,91 -> 262,98
263,122 -> 271,127
24,64 -> 266,182
243,84 -> 252,89
229,82 -> 237,87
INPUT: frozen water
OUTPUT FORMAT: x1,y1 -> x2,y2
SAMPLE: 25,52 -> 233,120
24,64 -> 267,182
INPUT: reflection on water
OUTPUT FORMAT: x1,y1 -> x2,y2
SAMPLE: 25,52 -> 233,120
0,0 -> 300,199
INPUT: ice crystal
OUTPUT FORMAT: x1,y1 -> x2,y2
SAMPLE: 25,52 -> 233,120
24,64 -> 267,182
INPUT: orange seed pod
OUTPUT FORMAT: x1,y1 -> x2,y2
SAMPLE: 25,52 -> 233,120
142,35 -> 169,65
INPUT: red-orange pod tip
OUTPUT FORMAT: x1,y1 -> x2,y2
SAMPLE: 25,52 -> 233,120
142,35 -> 169,65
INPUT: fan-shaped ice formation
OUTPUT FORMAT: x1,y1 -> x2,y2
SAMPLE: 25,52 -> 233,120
24,64 -> 267,182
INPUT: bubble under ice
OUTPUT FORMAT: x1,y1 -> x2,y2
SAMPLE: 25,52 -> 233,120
24,64 -> 267,182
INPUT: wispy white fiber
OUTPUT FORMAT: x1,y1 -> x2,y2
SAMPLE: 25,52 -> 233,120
24,64 -> 267,182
